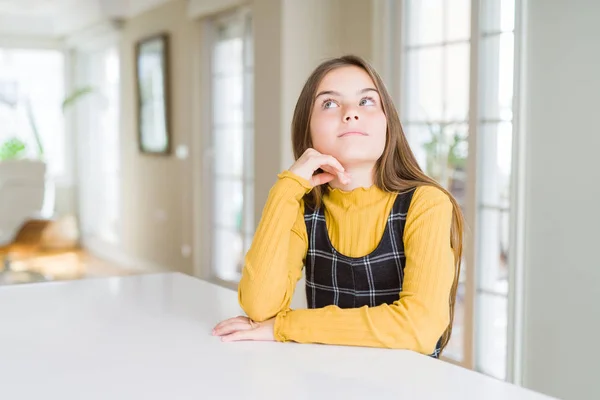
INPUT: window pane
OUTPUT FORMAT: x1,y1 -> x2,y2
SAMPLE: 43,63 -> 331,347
0,49 -> 65,177
480,33 -> 514,121
214,227 -> 243,281
444,43 -> 470,121
81,47 -> 121,244
214,178 -> 243,230
478,122 -> 512,208
243,14 -> 253,68
403,124 -> 431,172
477,208 -> 509,295
481,0 -> 515,34
476,293 -> 507,380
447,122 -> 468,209
214,128 -> 243,177
211,9 -> 254,284
213,36 -> 243,75
212,74 -> 243,126
244,71 -> 253,125
444,280 -> 465,361
404,122 -> 468,208
445,0 -> 471,42
404,47 -> 443,121
405,0 -> 444,46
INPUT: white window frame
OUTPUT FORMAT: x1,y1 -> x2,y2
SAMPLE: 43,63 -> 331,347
73,46 -> 122,246
199,6 -> 254,288
379,0 -> 525,383
66,22 -> 123,258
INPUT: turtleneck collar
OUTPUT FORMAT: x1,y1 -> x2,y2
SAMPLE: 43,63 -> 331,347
323,184 -> 392,210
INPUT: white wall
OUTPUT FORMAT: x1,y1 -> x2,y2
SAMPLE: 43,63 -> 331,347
521,1 -> 600,399
109,0 -> 376,278
279,0 -> 373,171
252,0 -> 374,235
119,0 -> 198,274
253,0 -> 375,206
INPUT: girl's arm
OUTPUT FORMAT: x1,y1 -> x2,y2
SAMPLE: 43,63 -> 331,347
273,186 -> 455,355
238,149 -> 348,321
237,171 -> 309,322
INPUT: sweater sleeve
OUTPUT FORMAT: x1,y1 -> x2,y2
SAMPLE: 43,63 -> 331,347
273,186 -> 456,354
237,171 -> 310,322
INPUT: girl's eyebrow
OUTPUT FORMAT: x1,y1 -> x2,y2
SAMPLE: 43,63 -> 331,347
315,88 -> 379,98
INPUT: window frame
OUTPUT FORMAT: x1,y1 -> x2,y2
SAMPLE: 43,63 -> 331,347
386,0 -> 525,383
202,6 -> 254,286
73,45 -> 122,247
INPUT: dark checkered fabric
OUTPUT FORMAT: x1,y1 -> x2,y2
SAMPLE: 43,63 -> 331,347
303,188 -> 442,358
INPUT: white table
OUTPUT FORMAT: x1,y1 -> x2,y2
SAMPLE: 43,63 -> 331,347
0,273 -> 556,400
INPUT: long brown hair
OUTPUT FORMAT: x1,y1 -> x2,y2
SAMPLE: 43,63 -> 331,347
291,55 -> 464,355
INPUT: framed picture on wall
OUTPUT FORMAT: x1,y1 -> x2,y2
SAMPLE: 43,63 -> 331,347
135,33 -> 171,155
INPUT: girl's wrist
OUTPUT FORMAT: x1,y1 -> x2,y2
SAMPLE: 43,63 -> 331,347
277,170 -> 313,191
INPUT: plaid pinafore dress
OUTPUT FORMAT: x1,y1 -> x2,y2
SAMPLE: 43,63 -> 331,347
303,188 -> 442,358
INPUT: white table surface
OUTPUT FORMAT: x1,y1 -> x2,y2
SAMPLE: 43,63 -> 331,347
0,273 -> 556,400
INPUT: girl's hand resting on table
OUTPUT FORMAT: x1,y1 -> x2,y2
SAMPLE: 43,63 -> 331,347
212,316 -> 276,342
213,150 -> 348,343
290,148 -> 351,187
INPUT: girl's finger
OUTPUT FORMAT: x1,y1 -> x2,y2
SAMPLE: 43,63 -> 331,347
320,165 -> 351,184
311,172 -> 335,186
213,321 -> 252,336
314,155 -> 345,174
317,156 -> 352,184
213,316 -> 249,332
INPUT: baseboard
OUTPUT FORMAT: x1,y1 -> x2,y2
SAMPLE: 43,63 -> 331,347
81,236 -> 170,274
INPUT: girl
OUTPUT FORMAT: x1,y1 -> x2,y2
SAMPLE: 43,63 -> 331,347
212,55 -> 464,357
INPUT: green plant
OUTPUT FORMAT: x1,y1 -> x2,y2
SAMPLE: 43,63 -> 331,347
62,86 -> 95,112
422,121 -> 468,188
0,95 -> 44,158
0,86 -> 96,160
0,85 -> 95,162
0,137 -> 26,161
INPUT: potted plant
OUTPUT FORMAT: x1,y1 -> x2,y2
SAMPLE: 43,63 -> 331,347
422,120 -> 468,205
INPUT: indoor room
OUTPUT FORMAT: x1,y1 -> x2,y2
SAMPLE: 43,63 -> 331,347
0,1 -> 598,399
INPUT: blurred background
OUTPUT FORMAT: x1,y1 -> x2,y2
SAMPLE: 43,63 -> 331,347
0,1 -> 598,399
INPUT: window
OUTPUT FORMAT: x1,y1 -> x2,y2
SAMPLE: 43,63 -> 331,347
475,0 -> 516,380
401,0 -> 518,380
76,46 -> 121,245
0,48 -> 65,179
208,9 -> 254,283
401,0 -> 471,364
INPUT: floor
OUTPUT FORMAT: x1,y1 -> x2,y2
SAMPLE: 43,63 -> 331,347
1,248 -> 140,285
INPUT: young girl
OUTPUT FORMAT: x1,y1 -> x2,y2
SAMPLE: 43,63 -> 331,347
212,55 -> 464,357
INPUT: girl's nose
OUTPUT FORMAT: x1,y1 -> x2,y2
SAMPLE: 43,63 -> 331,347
344,113 -> 359,122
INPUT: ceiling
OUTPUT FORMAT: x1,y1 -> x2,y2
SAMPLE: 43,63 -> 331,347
0,0 -> 175,38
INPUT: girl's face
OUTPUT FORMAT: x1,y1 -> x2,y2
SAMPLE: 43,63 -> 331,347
310,66 -> 387,167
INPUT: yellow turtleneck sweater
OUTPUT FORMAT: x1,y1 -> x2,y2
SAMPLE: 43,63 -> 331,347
237,170 -> 455,355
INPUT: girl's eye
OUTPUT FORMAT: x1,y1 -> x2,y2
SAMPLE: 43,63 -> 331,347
359,97 -> 376,106
323,99 -> 339,109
